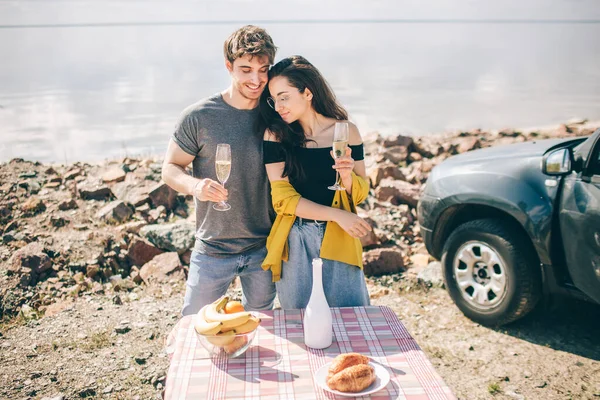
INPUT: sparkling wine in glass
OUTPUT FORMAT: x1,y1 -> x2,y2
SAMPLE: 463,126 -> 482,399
328,122 -> 349,191
213,144 -> 231,211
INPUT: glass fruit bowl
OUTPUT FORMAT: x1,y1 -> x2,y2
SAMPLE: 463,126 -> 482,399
195,327 -> 257,358
194,297 -> 261,358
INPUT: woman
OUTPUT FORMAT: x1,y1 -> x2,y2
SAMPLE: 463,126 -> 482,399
259,55 -> 372,309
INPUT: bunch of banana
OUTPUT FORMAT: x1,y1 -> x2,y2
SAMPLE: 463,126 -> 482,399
194,296 -> 261,349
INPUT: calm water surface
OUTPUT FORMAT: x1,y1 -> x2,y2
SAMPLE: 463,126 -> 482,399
1,1 -> 599,162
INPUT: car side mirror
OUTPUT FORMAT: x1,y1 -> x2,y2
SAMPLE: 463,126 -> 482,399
572,153 -> 584,172
542,148 -> 572,175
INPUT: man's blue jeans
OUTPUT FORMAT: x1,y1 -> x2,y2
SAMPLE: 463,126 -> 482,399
181,246 -> 276,316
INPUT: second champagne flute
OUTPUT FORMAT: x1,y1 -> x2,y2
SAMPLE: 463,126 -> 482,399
213,143 -> 231,211
328,122 -> 349,191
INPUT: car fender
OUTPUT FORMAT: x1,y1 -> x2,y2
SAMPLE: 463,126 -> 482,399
434,172 -> 556,265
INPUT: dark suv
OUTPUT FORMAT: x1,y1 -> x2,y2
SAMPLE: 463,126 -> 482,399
418,128 -> 600,326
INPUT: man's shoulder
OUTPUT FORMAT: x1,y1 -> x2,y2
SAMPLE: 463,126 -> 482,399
179,93 -> 225,119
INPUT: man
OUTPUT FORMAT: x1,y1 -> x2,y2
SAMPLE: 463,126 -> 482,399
161,25 -> 277,316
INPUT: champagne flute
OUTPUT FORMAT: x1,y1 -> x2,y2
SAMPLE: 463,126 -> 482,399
328,122 -> 349,191
213,144 -> 231,211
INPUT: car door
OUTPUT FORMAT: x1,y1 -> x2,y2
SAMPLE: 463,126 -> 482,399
559,129 -> 600,303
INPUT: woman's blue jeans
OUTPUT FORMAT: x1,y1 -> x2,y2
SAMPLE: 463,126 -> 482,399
276,218 -> 371,310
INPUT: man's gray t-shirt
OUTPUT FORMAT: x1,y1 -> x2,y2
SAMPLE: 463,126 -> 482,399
172,93 -> 273,256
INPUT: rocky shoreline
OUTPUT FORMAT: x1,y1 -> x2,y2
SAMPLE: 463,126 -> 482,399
1,120 -> 600,400
1,119 -> 598,322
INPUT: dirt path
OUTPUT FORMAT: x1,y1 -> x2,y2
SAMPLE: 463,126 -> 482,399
1,279 -> 598,400
377,284 -> 600,400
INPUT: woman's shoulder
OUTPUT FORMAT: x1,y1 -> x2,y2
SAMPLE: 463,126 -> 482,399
342,120 -> 362,145
263,129 -> 281,142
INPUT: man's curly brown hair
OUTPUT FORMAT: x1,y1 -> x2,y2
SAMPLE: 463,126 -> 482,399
223,25 -> 277,65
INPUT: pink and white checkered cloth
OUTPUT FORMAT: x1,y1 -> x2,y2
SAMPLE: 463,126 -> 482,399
165,306 -> 456,399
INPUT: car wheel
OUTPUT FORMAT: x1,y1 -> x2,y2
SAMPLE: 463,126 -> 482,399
441,218 -> 542,326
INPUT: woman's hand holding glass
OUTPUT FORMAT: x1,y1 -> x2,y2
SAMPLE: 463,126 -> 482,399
328,122 -> 350,191
331,146 -> 355,191
332,209 -> 372,238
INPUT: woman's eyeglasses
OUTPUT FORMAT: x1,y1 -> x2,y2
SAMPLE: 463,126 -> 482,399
266,95 -> 290,109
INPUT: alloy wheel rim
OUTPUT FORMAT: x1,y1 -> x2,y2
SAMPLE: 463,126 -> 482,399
453,241 -> 508,310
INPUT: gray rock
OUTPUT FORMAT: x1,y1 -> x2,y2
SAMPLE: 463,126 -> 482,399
408,152 -> 423,162
368,162 -> 406,187
127,237 -> 163,267
50,216 -> 69,228
119,220 -> 148,234
140,252 -> 185,284
9,242 -> 52,274
363,248 -> 405,276
86,264 -> 100,279
101,167 -> 126,183
111,181 -> 152,207
382,134 -> 413,148
114,323 -> 131,334
112,294 -> 123,305
134,351 -> 152,364
0,205 -> 12,223
63,168 -> 82,180
78,385 -> 96,398
374,178 -> 420,207
58,199 -> 78,211
359,229 -> 379,248
146,205 -> 167,224
3,220 -> 18,232
77,180 -> 112,200
382,146 -> 409,164
96,200 -> 134,224
417,261 -> 444,287
28,180 -> 42,193
21,197 -> 46,216
456,137 -> 481,153
140,220 -> 195,254
411,140 -> 435,158
148,182 -> 178,210
19,171 -> 37,178
499,128 -> 521,137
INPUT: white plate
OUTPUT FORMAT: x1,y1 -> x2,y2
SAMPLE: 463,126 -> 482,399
314,361 -> 391,397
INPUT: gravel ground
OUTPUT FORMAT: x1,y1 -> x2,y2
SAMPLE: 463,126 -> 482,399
1,278 -> 599,400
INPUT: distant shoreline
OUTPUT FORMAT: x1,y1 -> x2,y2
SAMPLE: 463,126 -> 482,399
2,119 -> 598,166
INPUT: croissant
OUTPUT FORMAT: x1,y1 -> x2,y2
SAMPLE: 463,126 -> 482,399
326,364 -> 376,392
327,353 -> 370,379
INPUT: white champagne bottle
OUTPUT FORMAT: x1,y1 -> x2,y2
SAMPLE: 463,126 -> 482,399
303,258 -> 333,349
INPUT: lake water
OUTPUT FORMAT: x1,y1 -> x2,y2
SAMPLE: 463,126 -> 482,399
1,1 -> 600,163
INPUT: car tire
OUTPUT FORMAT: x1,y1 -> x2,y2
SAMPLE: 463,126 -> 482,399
441,218 -> 542,326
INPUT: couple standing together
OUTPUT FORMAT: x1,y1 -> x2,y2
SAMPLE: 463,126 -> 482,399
161,25 -> 373,316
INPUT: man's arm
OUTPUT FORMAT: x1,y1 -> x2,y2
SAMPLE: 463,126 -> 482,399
161,139 -> 228,202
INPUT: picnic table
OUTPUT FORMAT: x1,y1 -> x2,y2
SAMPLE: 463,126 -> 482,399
165,306 -> 456,399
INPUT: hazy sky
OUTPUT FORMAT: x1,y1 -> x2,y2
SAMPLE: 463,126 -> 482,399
1,0 -> 599,26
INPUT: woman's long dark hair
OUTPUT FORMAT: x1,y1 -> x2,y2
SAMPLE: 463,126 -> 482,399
258,56 -> 348,182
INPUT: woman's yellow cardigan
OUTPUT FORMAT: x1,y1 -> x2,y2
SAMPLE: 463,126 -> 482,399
261,172 -> 370,282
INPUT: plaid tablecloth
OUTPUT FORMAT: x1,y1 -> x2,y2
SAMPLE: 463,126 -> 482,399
165,306 -> 456,400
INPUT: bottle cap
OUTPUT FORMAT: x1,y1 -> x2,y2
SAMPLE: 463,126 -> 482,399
312,258 -> 323,267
